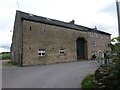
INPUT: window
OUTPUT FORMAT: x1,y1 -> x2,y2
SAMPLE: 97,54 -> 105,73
89,32 -> 94,37
38,49 -> 46,57
92,42 -> 96,47
18,49 -> 22,54
59,48 -> 65,55
29,47 -> 31,50
11,52 -> 14,57
96,34 -> 100,38
40,28 -> 45,34
106,36 -> 109,39
30,27 -> 32,31
57,30 -> 58,34
101,36 -> 104,39
98,51 -> 103,57
92,51 -> 97,56
43,29 -> 45,33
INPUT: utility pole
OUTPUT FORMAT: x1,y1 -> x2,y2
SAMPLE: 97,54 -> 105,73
17,0 -> 20,10
116,0 -> 120,37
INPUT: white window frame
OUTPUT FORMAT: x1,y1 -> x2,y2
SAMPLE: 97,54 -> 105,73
106,36 -> 109,39
96,34 -> 100,38
59,48 -> 65,55
92,51 -> 97,56
101,36 -> 104,39
89,32 -> 94,37
38,49 -> 46,57
92,42 -> 96,47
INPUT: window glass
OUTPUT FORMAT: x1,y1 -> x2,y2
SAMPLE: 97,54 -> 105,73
38,49 -> 46,57
89,32 -> 94,37
106,36 -> 109,39
92,51 -> 97,56
96,34 -> 100,38
92,42 -> 96,47
101,36 -> 104,39
59,48 -> 65,55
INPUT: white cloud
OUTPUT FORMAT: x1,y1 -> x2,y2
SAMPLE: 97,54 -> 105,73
0,48 -> 10,53
0,31 -> 13,46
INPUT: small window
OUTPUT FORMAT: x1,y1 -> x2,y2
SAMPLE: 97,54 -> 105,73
57,30 -> 58,34
101,36 -> 104,39
30,27 -> 32,31
92,42 -> 96,47
89,32 -> 94,37
43,29 -> 45,33
11,52 -> 14,57
59,48 -> 65,55
38,49 -> 46,57
92,51 -> 97,56
96,34 -> 100,38
98,51 -> 103,57
106,36 -> 109,39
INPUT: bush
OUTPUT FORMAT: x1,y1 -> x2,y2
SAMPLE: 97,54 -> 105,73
82,37 -> 120,89
94,56 -> 120,88
81,74 -> 96,88
93,37 -> 120,88
91,55 -> 96,60
83,52 -> 120,88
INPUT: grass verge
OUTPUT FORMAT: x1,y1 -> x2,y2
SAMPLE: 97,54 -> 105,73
8,61 -> 18,66
0,53 -> 10,57
81,74 -> 96,88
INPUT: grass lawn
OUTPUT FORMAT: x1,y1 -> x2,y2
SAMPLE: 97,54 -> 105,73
81,74 -> 96,88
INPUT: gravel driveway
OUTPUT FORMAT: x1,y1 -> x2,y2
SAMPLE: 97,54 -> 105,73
2,60 -> 98,88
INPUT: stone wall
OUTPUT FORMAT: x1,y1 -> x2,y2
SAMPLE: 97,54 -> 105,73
11,18 -> 111,66
87,31 -> 111,59
22,20 -> 87,66
11,11 -> 23,66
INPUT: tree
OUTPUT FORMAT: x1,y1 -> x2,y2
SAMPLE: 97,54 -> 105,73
94,37 -> 120,88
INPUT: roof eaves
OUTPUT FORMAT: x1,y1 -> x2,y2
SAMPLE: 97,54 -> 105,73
17,10 -> 111,35
88,28 -> 111,35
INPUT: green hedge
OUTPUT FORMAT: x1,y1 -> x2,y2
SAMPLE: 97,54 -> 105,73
0,53 -> 10,60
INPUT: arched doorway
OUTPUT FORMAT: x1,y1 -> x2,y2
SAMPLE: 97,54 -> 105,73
76,38 -> 86,59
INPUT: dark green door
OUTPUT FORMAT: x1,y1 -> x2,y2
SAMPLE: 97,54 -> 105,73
76,38 -> 85,59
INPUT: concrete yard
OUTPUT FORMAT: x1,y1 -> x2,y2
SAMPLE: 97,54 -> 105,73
2,60 -> 98,88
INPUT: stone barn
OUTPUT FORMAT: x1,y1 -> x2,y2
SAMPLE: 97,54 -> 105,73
11,10 -> 111,66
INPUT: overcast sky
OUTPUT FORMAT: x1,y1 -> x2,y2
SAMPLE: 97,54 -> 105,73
0,0 -> 119,52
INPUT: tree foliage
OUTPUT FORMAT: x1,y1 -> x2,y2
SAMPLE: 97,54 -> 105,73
93,37 -> 120,88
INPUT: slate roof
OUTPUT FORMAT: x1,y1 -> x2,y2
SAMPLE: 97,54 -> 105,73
17,10 -> 111,35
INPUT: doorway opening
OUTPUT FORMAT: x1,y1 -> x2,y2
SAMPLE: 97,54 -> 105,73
76,38 -> 86,60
